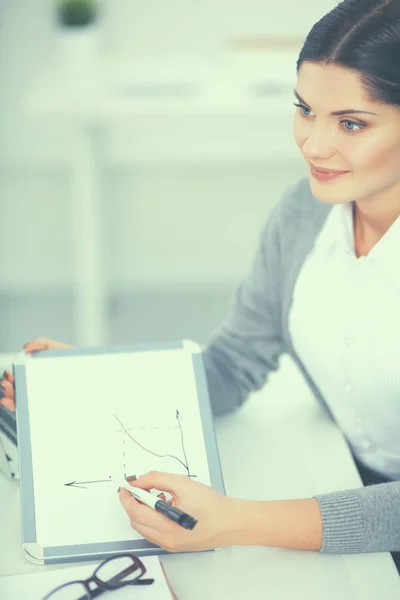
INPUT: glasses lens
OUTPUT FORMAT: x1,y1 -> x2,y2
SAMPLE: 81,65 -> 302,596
95,555 -> 143,588
44,582 -> 90,600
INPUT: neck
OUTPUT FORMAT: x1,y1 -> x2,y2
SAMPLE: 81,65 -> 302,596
353,184 -> 400,255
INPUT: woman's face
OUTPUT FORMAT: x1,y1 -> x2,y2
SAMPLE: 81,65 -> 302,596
294,61 -> 400,207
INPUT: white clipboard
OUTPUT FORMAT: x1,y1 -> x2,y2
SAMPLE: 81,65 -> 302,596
14,339 -> 224,565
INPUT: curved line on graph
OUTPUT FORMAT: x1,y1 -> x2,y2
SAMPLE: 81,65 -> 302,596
113,414 -> 189,473
176,411 -> 190,477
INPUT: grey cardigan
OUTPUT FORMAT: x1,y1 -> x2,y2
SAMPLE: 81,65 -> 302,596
203,177 -> 400,555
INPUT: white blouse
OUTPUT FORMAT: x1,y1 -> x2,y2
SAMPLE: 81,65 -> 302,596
289,200 -> 400,478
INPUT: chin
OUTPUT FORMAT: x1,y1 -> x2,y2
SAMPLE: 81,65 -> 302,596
308,177 -> 353,205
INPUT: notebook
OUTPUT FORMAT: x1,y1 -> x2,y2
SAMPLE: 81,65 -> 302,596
0,404 -> 19,480
0,555 -> 175,599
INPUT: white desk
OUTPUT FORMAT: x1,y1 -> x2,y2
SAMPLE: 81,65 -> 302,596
1,355 -> 399,599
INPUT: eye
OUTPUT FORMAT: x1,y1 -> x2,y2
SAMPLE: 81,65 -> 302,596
293,102 -> 313,117
293,102 -> 366,135
341,119 -> 365,134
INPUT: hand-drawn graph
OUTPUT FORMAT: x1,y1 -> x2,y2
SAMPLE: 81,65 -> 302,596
114,411 -> 196,479
65,409 -> 196,490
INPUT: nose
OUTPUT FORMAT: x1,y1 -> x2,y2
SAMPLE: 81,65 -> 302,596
300,122 -> 336,161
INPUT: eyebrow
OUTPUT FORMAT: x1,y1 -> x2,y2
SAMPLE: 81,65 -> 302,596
293,90 -> 379,116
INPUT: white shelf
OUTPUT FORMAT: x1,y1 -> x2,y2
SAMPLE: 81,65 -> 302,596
22,64 -> 301,163
0,281 -> 73,295
24,53 -> 298,121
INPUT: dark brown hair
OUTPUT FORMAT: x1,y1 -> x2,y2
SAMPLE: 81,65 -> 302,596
297,0 -> 400,107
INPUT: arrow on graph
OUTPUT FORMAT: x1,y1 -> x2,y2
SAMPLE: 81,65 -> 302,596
64,477 -> 112,489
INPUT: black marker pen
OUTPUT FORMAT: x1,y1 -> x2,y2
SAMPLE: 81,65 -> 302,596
118,481 -> 197,530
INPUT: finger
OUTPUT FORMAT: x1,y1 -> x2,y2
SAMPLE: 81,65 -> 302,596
157,493 -> 173,506
129,520 -> 178,551
123,477 -> 171,504
23,340 -> 48,354
3,371 -> 14,384
23,337 -> 61,354
23,337 -> 55,353
1,380 -> 14,401
119,489 -> 170,530
0,396 -> 15,412
38,338 -> 71,349
129,520 -> 165,547
133,471 -> 187,495
131,521 -> 186,554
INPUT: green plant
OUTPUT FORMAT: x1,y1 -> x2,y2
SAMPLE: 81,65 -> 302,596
57,0 -> 97,27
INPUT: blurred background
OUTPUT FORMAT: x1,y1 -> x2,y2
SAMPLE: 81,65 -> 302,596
0,0 -> 336,351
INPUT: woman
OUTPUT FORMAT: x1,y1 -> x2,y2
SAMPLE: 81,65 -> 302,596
2,0 -> 400,571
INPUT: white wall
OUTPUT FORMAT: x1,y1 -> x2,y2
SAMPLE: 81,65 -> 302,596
0,0 -> 59,164
0,0 -> 331,351
101,0 -> 336,58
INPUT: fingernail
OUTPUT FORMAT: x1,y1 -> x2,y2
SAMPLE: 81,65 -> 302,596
126,475 -> 137,482
3,370 -> 8,378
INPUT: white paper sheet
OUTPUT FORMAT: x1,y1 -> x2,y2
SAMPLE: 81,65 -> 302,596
0,556 -> 173,599
24,347 -> 211,547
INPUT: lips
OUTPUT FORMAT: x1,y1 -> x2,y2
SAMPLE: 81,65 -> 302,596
310,164 -> 350,182
310,164 -> 349,174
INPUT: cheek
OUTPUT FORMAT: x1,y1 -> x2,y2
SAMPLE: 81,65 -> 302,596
349,139 -> 400,173
293,115 -> 306,148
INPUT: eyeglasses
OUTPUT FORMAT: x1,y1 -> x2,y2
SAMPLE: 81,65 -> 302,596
42,553 -> 154,599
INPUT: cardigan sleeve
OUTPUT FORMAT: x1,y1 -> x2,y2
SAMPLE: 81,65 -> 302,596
202,191 -> 286,416
315,481 -> 400,553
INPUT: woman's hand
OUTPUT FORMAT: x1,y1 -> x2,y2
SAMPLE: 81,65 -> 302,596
0,370 -> 15,412
119,471 -> 245,553
0,337 -> 72,412
119,472 -> 323,553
